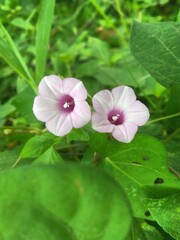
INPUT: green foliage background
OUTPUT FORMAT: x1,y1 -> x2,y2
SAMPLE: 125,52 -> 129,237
0,0 -> 180,239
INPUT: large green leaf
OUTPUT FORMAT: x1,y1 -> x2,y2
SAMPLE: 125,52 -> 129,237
144,194 -> 180,240
89,133 -> 180,218
131,21 -> 180,87
35,0 -> 55,81
0,164 -> 132,240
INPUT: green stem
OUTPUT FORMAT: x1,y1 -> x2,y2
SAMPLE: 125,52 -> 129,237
66,63 -> 72,76
88,93 -> 92,99
89,0 -> 127,45
164,127 -> 180,143
147,112 -> 180,125
11,157 -> 21,169
0,126 -> 43,134
115,0 -> 130,38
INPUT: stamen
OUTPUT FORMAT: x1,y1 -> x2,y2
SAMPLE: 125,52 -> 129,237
112,114 -> 120,121
108,109 -> 124,125
63,102 -> 70,108
58,95 -> 75,113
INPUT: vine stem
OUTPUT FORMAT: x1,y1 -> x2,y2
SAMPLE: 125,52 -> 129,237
0,126 -> 43,134
146,112 -> 180,125
11,157 -> 21,169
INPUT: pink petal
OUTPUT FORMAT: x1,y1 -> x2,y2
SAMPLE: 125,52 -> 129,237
124,100 -> 150,126
62,78 -> 87,101
112,86 -> 136,111
70,101 -> 91,128
112,122 -> 138,143
46,113 -> 73,136
33,96 -> 58,122
92,112 -> 114,133
38,75 -> 63,99
92,90 -> 114,114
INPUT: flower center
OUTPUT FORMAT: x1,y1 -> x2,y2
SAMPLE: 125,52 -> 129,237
108,109 -> 124,125
58,95 -> 75,113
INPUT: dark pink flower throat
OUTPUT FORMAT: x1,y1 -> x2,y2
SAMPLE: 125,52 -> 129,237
108,109 -> 124,125
58,95 -> 75,113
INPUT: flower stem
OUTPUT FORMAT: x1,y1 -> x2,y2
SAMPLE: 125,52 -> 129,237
87,93 -> 92,99
147,112 -> 180,125
164,127 -> 180,143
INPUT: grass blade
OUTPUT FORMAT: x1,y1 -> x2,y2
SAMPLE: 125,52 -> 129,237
0,23 -> 37,93
35,0 -> 55,82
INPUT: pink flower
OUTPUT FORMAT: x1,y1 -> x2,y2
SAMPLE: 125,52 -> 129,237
92,86 -> 150,143
33,75 -> 91,136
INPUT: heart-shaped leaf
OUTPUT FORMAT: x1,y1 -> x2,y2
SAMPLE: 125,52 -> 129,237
131,21 -> 180,87
90,133 -> 180,218
0,164 -> 132,240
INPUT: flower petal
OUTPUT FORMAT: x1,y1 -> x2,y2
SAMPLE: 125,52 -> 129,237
33,96 -> 58,122
62,78 -> 87,101
46,113 -> 73,136
112,122 -> 138,143
92,90 -> 114,114
112,86 -> 136,111
38,75 -> 63,99
71,101 -> 91,128
92,112 -> 114,133
124,100 -> 150,126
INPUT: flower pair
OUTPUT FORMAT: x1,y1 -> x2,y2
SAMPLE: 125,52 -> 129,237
33,75 -> 149,143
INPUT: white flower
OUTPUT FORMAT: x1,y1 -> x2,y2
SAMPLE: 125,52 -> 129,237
92,86 -> 150,143
33,75 -> 91,136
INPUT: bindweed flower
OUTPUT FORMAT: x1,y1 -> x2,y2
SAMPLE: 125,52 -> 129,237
92,86 -> 150,143
33,75 -> 91,136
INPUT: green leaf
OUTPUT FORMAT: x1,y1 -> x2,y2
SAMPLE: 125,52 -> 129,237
34,146 -> 63,165
58,42 -> 85,63
12,86 -> 37,123
11,17 -> 33,30
76,60 -> 101,78
90,133 -> 180,218
127,218 -> 164,240
0,148 -> 21,171
0,164 -> 132,240
35,0 -> 55,81
67,128 -> 90,144
131,21 -> 180,87
20,132 -> 56,158
167,139 -> 180,178
95,65 -> 140,87
165,85 -> 180,131
144,194 -> 180,240
0,40 -> 23,76
0,102 -> 15,119
1,200 -> 77,240
88,37 -> 111,64
0,24 -> 36,92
